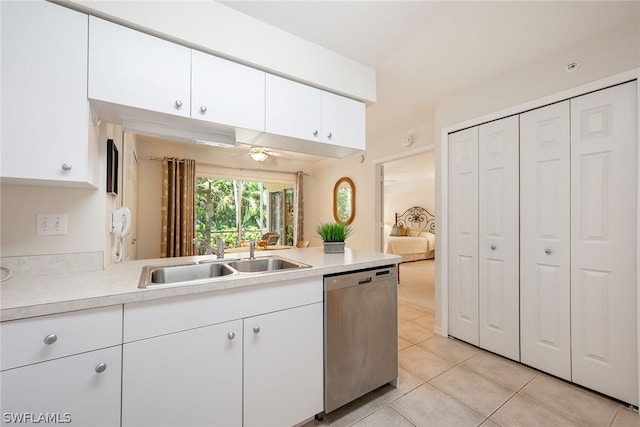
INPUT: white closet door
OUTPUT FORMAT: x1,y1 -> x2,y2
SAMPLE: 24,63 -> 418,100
478,116 -> 520,361
571,81 -> 638,405
448,127 -> 479,345
520,101 -> 571,379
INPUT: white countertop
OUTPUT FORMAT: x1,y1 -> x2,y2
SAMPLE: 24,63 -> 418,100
0,248 -> 401,322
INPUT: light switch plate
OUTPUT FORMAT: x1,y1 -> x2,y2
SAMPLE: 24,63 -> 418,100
36,213 -> 68,236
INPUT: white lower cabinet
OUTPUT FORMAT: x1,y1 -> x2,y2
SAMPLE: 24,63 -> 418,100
0,306 -> 123,426
244,303 -> 324,427
122,277 -> 324,426
122,320 -> 243,427
1,346 -> 122,427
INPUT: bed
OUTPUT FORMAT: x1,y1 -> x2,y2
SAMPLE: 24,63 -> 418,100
384,206 -> 435,262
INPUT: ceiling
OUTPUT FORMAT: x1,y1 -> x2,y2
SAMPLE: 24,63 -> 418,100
220,1 -> 639,137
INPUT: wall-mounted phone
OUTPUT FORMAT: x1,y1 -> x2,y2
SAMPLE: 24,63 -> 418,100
111,207 -> 131,263
111,207 -> 131,237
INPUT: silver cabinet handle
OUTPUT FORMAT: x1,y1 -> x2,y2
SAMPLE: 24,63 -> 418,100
95,362 -> 107,373
327,132 -> 333,140
200,105 -> 207,113
545,248 -> 552,255
227,331 -> 235,340
490,244 -> 496,250
175,100 -> 183,108
61,163 -> 72,171
313,130 -> 318,137
253,326 -> 261,334
43,334 -> 57,345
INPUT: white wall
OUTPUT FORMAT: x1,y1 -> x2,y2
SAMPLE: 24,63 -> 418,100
62,0 -> 376,102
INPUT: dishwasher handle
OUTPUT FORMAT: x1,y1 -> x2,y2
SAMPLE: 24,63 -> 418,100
358,277 -> 372,285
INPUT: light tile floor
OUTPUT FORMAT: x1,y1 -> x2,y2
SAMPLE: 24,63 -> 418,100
304,302 -> 639,427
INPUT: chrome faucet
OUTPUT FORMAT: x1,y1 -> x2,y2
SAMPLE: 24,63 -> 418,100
193,237 -> 224,259
249,241 -> 255,260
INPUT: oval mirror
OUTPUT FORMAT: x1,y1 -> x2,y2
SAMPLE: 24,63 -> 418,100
333,177 -> 355,225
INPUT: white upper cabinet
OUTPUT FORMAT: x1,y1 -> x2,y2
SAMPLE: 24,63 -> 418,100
88,16 -> 191,118
1,1 -> 96,187
191,51 -> 265,131
321,91 -> 366,150
266,74 -> 366,152
266,74 -> 323,142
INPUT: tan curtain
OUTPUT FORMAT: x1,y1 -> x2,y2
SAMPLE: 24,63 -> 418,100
161,158 -> 196,257
293,171 -> 304,243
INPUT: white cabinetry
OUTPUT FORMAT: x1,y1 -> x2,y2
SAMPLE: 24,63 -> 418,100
88,16 -> 191,118
191,50 -> 266,131
244,303 -> 323,427
447,117 -> 520,361
0,306 -> 123,426
122,320 -> 243,426
321,91 -> 366,150
266,74 -> 323,142
122,277 -> 324,426
0,1 -> 96,187
266,74 -> 365,152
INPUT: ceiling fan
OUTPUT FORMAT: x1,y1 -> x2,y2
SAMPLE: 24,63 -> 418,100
249,147 -> 270,162
248,147 -> 289,162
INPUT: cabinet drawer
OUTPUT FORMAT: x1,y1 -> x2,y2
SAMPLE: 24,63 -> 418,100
1,305 -> 123,370
1,345 -> 122,427
125,276 -> 322,342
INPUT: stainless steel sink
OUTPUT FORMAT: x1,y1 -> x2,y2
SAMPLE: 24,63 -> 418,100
139,261 -> 234,288
138,256 -> 311,288
225,256 -> 311,273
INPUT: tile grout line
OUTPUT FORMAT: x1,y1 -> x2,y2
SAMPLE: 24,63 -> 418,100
477,372 -> 539,424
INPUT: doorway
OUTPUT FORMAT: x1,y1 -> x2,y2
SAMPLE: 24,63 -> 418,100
374,146 -> 436,314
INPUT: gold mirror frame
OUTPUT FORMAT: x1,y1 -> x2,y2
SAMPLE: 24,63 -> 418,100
333,177 -> 356,225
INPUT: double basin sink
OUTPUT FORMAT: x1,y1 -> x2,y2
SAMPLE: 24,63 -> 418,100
139,256 -> 311,288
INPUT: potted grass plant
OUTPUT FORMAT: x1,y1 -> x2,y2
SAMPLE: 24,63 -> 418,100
315,222 -> 353,254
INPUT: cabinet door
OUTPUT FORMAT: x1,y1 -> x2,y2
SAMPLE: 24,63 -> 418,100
448,127 -> 479,345
520,101 -> 571,380
266,74 -> 322,142
244,303 -> 323,427
570,81 -> 638,405
321,91 -> 366,150
0,1 -> 90,184
122,320 -> 242,426
191,51 -> 265,131
478,116 -> 520,361
88,17 -> 191,118
0,346 -> 121,426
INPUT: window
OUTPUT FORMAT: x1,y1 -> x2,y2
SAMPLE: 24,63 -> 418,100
195,177 -> 295,249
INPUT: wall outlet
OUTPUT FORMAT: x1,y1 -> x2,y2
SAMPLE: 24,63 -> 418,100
36,213 -> 68,236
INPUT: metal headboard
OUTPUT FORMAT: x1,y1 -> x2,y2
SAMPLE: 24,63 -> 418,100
395,206 -> 435,234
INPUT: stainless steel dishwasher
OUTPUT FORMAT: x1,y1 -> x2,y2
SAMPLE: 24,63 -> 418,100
323,265 -> 398,414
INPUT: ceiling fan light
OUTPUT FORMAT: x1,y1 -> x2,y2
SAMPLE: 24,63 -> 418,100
250,151 -> 269,162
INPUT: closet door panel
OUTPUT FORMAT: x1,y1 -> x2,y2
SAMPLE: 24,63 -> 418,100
520,101 -> 571,380
478,116 -> 520,361
570,81 -> 638,405
448,127 -> 479,345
